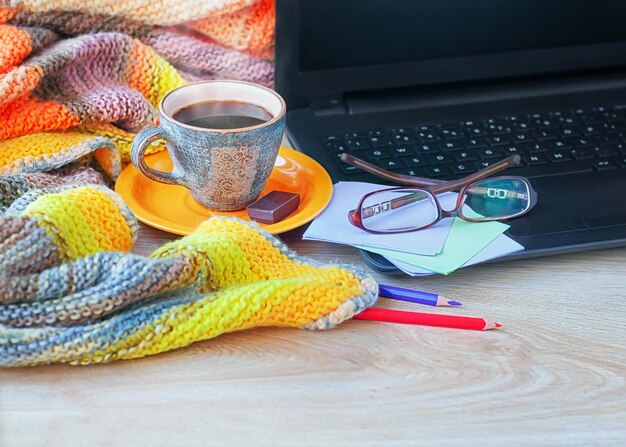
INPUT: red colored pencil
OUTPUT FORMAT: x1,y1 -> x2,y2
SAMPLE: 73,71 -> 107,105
354,308 -> 501,331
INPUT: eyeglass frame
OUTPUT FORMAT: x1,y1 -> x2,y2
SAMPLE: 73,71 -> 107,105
342,153 -> 538,234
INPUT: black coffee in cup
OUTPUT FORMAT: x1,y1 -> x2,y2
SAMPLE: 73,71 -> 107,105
173,100 -> 273,130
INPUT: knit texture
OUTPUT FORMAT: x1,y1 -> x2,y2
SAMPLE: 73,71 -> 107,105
1,217 -> 378,367
0,0 -> 274,166
0,2 -> 379,367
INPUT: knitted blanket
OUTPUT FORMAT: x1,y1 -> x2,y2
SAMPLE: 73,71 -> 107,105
0,1 -> 379,367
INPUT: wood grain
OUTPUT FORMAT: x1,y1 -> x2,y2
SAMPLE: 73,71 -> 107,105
2,223 -> 626,447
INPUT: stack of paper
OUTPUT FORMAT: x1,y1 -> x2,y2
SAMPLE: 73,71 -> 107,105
303,182 -> 524,276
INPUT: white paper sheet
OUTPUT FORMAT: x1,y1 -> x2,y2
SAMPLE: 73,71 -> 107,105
303,182 -> 455,255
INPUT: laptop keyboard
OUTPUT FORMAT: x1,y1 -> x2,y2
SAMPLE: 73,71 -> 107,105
325,105 -> 626,180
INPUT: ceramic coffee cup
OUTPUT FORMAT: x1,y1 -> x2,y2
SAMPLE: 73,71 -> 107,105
131,80 -> 286,211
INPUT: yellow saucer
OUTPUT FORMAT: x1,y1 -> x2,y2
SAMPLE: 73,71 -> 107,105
115,147 -> 333,235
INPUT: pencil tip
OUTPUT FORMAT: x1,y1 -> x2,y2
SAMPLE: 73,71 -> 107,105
483,321 -> 502,330
448,300 -> 462,306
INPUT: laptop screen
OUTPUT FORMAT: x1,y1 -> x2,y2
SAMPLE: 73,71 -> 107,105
298,0 -> 626,72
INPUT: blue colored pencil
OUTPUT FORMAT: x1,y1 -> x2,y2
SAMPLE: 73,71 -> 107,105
378,284 -> 462,307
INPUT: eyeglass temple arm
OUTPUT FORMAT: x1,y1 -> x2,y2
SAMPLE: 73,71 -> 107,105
340,153 -> 445,186
340,153 -> 521,192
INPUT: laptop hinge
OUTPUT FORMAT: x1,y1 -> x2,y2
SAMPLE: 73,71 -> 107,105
310,99 -> 347,116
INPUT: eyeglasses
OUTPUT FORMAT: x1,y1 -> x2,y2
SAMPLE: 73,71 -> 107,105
343,153 -> 538,234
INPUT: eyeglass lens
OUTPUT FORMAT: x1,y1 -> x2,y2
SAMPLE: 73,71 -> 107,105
360,189 -> 439,232
460,178 -> 531,220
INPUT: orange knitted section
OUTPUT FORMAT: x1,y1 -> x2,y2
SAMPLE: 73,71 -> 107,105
0,66 -> 43,114
0,6 -> 18,25
123,41 -> 154,101
189,0 -> 274,54
0,25 -> 32,74
0,95 -> 79,141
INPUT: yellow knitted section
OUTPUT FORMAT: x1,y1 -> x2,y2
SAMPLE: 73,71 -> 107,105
0,131 -> 119,176
152,56 -> 186,106
151,218 -> 359,293
0,131 -> 92,165
23,186 -> 134,260
70,219 -> 366,364
89,278 -> 361,364
123,40 -> 186,108
80,123 -> 165,163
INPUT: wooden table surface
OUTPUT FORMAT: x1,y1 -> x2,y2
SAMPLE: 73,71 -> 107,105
2,223 -> 626,447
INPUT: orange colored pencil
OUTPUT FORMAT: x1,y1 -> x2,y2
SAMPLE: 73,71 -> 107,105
354,307 -> 501,331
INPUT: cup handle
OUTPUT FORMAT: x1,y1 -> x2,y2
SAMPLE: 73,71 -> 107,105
130,126 -> 183,185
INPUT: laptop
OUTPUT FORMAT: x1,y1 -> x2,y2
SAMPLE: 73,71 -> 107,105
274,0 -> 626,269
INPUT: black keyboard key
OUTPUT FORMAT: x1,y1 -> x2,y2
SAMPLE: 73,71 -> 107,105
559,128 -> 580,137
439,128 -> 466,139
604,110 -> 623,122
401,155 -> 428,167
522,154 -> 549,165
464,126 -> 490,137
369,129 -> 388,137
415,125 -> 438,132
485,135 -> 511,146
580,114 -> 604,125
415,130 -> 441,143
556,115 -> 580,126
546,152 -> 572,163
512,132 -> 532,142
564,136 -> 595,148
326,142 -> 350,153
428,153 -> 455,164
569,148 -> 596,160
398,168 -> 426,177
614,156 -> 626,167
369,135 -> 395,147
345,131 -> 369,138
393,133 -> 419,145
453,150 -> 479,161
519,142 -> 550,153
511,121 -> 531,131
390,127 -> 412,134
484,117 -> 508,126
512,161 -> 594,178
478,147 -> 503,158
345,137 -> 370,150
464,137 -> 487,148
547,140 -> 571,151
591,145 -> 619,158
339,164 -> 361,175
474,160 -> 497,169
531,117 -> 558,129
415,143 -> 438,153
591,159 -> 618,170
381,159 -> 404,170
595,133 -> 621,146
451,163 -> 476,175
365,148 -> 391,159
437,141 -> 465,152
534,130 -> 558,140
391,146 -> 415,156
424,165 -> 452,177
581,124 -> 603,136
502,146 -> 527,155
486,123 -> 512,134
323,135 -> 342,144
